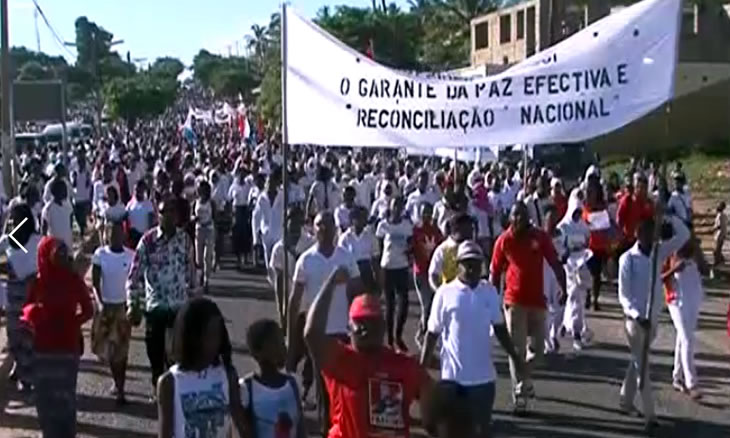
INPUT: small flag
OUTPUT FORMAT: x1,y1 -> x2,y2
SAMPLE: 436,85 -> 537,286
365,38 -> 374,60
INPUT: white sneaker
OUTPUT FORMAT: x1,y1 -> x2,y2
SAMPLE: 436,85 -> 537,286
581,328 -> 594,344
573,339 -> 584,352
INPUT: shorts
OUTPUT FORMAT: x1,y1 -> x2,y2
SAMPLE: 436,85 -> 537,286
91,303 -> 131,364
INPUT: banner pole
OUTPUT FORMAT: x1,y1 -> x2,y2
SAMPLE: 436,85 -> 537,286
280,1 -> 290,325
638,0 -> 681,390
522,144 -> 528,191
638,103 -> 669,390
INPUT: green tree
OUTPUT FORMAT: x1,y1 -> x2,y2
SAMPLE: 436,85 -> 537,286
316,5 -> 422,69
10,47 -> 67,78
208,57 -> 259,98
149,57 -> 185,79
74,16 -> 115,71
17,61 -> 56,81
192,49 -> 223,86
104,73 -> 178,126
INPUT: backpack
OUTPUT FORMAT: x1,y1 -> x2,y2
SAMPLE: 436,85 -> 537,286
242,373 -> 302,438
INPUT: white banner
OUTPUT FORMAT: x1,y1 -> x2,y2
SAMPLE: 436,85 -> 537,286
284,0 -> 680,148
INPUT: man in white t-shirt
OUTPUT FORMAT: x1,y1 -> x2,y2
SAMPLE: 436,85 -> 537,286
405,170 -> 439,225
90,221 -> 135,403
421,241 -> 524,437
286,211 -> 362,410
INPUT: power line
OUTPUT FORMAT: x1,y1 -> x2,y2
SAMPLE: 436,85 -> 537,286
31,0 -> 75,58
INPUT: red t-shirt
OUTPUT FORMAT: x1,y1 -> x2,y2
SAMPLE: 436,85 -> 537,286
322,342 -> 428,438
582,206 -> 611,256
617,194 -> 654,244
412,223 -> 444,275
490,226 -> 559,309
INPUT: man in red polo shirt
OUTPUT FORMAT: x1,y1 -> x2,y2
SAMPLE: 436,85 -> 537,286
617,172 -> 654,253
305,268 -> 433,438
490,202 -> 566,415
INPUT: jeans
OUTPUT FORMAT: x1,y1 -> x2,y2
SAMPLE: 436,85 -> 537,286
383,268 -> 409,344
144,307 -> 177,388
504,304 -> 545,400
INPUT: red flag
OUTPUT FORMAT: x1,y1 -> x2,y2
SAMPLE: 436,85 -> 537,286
365,38 -> 375,60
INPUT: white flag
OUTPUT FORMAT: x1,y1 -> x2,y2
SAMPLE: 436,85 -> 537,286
284,0 -> 680,148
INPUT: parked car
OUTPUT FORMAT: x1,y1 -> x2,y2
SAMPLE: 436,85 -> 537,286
15,132 -> 45,154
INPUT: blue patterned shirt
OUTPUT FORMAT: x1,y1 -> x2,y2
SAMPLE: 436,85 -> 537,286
127,227 -> 195,312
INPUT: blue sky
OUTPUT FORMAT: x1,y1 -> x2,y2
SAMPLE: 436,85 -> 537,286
9,0 -> 408,66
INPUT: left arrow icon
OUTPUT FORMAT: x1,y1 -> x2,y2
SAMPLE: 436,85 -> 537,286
9,218 -> 29,254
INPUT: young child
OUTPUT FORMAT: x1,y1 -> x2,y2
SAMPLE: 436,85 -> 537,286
712,201 -> 727,275
542,204 -> 566,354
338,206 -> 379,293
241,319 -> 305,438
663,239 -> 705,400
559,196 -> 594,352
157,297 -> 246,438
194,181 -> 215,292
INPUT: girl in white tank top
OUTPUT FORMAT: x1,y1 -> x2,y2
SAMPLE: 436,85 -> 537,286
157,298 -> 247,438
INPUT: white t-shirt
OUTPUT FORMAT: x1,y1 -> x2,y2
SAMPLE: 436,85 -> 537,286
292,245 -> 360,334
375,220 -> 413,270
195,200 -> 214,229
126,198 -> 155,233
103,202 -> 127,223
92,246 -> 135,304
268,240 -> 297,289
72,170 -> 92,202
228,180 -> 253,207
428,278 -> 504,385
42,201 -> 73,249
334,205 -> 353,230
338,228 -> 378,262
0,234 -> 41,280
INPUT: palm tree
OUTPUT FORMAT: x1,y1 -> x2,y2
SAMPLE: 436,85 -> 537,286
431,0 -> 501,25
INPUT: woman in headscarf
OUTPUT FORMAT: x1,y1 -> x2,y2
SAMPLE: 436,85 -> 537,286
22,236 -> 93,438
559,194 -> 594,351
0,203 -> 41,392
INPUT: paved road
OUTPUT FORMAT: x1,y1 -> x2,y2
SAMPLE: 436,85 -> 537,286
1,255 -> 729,438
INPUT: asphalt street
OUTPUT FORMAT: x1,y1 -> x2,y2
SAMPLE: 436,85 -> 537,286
0,255 -> 729,438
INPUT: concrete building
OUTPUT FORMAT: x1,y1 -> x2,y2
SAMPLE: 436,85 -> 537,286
470,0 -> 730,155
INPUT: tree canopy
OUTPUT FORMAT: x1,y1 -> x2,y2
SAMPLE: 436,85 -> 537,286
104,73 -> 178,125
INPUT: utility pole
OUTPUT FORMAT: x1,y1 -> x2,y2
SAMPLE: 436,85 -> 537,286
34,7 -> 41,52
1,0 -> 15,197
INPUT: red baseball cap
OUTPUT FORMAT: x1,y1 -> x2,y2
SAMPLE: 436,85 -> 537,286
349,294 -> 382,321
